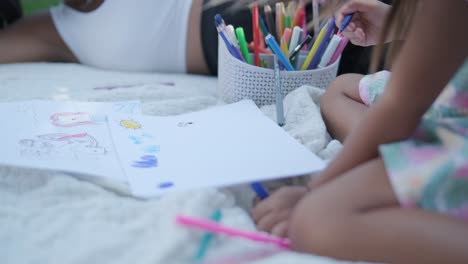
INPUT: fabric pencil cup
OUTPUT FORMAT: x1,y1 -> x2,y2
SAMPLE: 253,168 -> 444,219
217,37 -> 340,107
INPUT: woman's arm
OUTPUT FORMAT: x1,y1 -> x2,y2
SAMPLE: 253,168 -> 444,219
312,0 -> 468,187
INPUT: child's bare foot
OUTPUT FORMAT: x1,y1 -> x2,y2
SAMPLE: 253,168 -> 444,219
251,186 -> 308,237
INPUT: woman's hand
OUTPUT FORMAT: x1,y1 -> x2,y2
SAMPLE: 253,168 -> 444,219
251,186 -> 308,237
335,0 -> 391,46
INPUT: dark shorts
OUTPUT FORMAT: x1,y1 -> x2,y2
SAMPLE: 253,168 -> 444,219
201,1 -> 252,75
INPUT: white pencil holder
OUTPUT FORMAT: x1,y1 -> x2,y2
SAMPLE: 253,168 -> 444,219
218,38 -> 340,106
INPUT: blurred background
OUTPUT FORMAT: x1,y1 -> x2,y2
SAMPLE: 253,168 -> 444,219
1,0 -> 60,28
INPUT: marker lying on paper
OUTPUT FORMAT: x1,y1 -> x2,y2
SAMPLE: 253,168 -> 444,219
176,215 -> 290,249
251,182 -> 269,199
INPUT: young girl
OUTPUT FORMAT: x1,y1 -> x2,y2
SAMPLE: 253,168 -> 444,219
252,0 -> 468,263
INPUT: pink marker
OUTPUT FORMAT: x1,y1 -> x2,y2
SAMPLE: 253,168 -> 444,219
176,215 -> 291,249
282,28 -> 292,46
328,36 -> 349,66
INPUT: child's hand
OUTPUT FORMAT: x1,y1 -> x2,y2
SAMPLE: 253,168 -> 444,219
335,0 -> 391,47
251,186 -> 308,237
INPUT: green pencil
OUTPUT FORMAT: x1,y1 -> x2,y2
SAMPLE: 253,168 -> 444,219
192,209 -> 223,261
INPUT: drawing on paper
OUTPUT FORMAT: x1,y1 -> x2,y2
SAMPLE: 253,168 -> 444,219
132,155 -> 158,168
19,133 -> 107,158
128,135 -> 143,144
177,121 -> 194,127
158,182 -> 174,189
120,119 -> 142,129
50,112 -> 97,127
128,133 -> 153,145
144,145 -> 160,154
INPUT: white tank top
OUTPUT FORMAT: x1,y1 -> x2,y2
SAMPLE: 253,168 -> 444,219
50,0 -> 192,73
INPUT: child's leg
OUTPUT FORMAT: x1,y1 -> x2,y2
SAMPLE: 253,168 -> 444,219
289,158 -> 468,263
320,74 -> 368,141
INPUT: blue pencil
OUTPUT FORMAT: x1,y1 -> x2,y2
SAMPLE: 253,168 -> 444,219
265,34 -> 295,71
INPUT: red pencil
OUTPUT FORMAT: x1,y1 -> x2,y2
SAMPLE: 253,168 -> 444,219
252,3 -> 260,67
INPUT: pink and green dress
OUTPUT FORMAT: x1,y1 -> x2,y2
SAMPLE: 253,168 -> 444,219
359,59 -> 468,221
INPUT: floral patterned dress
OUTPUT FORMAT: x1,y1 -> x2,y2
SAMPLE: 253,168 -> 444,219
359,59 -> 468,221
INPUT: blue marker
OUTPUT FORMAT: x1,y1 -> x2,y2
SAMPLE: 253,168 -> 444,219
339,13 -> 355,33
215,14 -> 245,61
265,34 -> 295,71
258,14 -> 269,36
251,182 -> 269,200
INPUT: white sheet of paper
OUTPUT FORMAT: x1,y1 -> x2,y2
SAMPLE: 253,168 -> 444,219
0,100 -> 141,182
108,100 -> 325,197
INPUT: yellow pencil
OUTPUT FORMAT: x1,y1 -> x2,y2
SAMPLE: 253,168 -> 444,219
276,3 -> 285,42
301,22 -> 328,70
280,37 -> 289,59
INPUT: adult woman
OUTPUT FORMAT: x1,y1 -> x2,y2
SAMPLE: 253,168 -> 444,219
0,0 -> 252,75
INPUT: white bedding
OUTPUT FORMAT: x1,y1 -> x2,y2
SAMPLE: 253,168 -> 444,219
0,63 -> 359,264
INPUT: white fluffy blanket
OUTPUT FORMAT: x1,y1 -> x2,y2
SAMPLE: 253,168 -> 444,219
0,63 -> 357,264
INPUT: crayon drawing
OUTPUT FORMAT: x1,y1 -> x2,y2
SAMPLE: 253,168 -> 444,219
144,145 -> 160,154
50,112 -> 97,127
157,182 -> 174,189
120,119 -> 142,129
177,121 -> 194,127
132,155 -> 158,168
128,133 -> 153,145
128,135 -> 142,145
19,133 -> 107,158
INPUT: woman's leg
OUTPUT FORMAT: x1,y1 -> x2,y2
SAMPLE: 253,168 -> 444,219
289,158 -> 468,263
320,74 -> 368,141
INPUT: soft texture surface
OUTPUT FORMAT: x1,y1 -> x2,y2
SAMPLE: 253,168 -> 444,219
0,63 -> 354,264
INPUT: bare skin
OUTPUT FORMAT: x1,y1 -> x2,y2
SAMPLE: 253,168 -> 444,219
0,0 -> 210,74
253,0 -> 468,262
320,73 -> 366,142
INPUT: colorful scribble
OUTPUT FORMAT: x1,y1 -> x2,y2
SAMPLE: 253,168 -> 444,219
158,182 -> 174,189
50,112 -> 96,127
128,133 -> 154,145
144,145 -> 160,153
132,155 -> 158,168
128,135 -> 142,144
177,121 -> 194,127
120,119 -> 142,129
